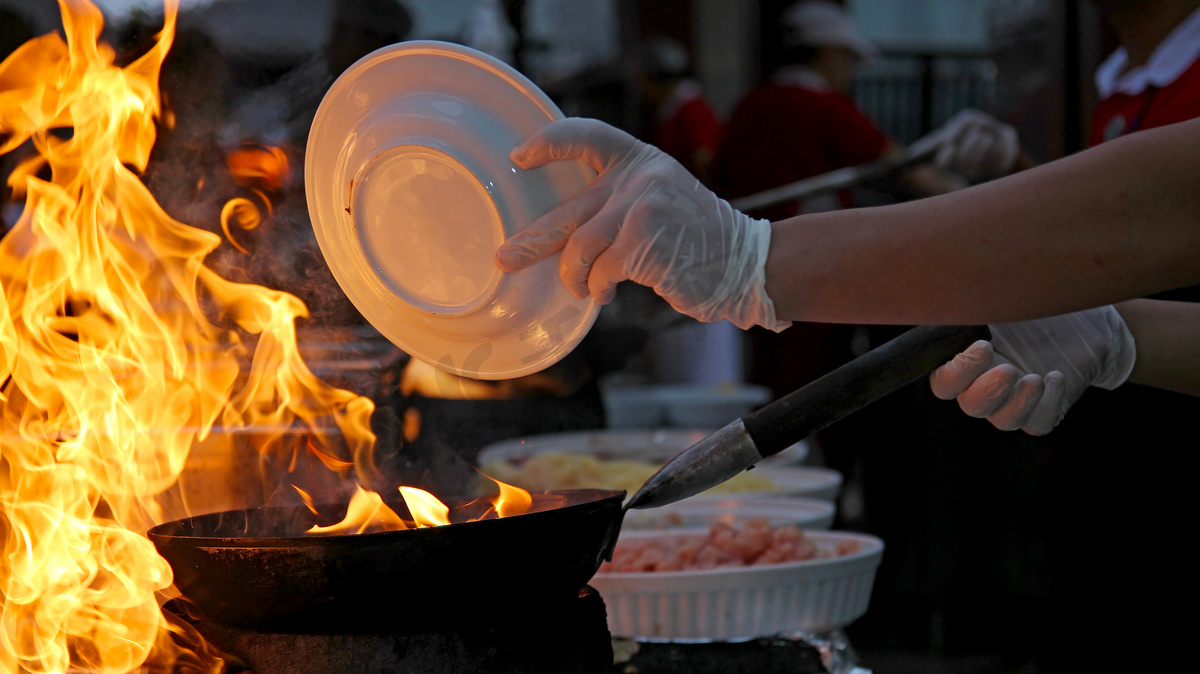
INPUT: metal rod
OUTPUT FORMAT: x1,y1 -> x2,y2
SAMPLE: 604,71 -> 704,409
729,130 -> 945,213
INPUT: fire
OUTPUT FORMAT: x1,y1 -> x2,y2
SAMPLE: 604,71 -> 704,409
0,1 -> 375,671
307,486 -> 407,535
304,476 -> 533,533
399,487 -> 451,528
486,474 -> 533,517
226,144 -> 290,191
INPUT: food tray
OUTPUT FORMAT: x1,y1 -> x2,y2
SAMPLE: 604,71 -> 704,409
590,531 -> 883,641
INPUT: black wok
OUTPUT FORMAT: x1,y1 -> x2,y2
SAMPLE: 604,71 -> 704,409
148,489 -> 624,631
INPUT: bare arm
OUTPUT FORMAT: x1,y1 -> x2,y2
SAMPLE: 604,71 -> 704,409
1116,299 -> 1200,395
766,117 -> 1200,325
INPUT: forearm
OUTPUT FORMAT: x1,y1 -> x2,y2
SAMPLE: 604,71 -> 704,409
765,118 -> 1200,324
1116,299 -> 1200,396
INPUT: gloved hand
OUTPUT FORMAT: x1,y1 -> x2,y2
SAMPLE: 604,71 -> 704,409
933,109 -> 1021,182
495,118 -> 790,332
929,306 -> 1136,435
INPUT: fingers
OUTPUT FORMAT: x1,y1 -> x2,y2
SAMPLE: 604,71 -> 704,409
955,363 -> 1023,417
558,206 -> 624,300
930,340 -> 994,399
495,181 -> 611,272
1021,371 -> 1067,436
510,118 -> 638,173
984,374 -> 1045,431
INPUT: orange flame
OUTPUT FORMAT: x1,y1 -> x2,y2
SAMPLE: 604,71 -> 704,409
486,474 -> 532,518
293,484 -> 318,516
219,196 -> 261,254
0,1 -> 375,670
399,486 -> 451,528
226,144 -> 290,191
307,486 -> 407,535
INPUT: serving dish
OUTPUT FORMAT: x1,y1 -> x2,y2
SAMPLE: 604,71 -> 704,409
306,41 -> 598,379
620,496 -> 835,534
476,429 -> 839,500
590,530 -> 883,641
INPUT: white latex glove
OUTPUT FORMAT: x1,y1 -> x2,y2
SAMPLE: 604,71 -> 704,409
929,306 -> 1136,435
495,118 -> 791,332
933,109 -> 1020,182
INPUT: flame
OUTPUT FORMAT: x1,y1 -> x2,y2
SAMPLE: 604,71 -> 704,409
225,144 -> 290,191
485,475 -> 532,518
218,196 -> 262,255
0,1 -> 376,671
307,486 -> 406,535
399,486 -> 451,528
292,484 -> 318,516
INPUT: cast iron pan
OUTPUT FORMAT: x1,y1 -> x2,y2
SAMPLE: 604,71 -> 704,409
148,489 -> 624,631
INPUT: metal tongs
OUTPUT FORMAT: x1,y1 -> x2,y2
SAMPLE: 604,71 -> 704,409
729,130 -> 946,213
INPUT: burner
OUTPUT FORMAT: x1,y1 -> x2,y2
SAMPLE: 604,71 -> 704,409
178,586 -> 612,674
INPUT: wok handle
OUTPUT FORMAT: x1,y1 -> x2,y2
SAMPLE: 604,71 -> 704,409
744,324 -> 991,457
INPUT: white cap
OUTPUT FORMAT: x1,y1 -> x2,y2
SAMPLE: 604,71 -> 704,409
781,1 -> 878,60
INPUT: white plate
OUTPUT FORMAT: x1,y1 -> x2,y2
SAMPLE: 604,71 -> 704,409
591,530 -> 883,640
306,41 -> 599,380
476,430 -> 839,499
620,496 -> 835,534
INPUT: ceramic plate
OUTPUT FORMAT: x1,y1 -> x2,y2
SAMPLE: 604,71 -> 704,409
306,41 -> 599,379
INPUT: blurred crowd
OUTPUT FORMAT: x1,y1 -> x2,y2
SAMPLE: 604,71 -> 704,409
4,1 -> 1200,672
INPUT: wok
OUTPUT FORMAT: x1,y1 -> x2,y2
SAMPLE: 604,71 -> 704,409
149,325 -> 982,630
148,489 -> 624,630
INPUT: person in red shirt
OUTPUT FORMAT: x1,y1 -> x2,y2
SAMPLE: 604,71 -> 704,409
716,1 -> 958,400
638,36 -> 723,185
715,1 -> 956,223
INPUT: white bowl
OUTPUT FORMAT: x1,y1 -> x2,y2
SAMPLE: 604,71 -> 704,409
476,430 -> 840,500
600,386 -> 668,429
621,496 -> 835,534
656,384 -> 772,428
306,41 -> 599,380
591,530 -> 883,641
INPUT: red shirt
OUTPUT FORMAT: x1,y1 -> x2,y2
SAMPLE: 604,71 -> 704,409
1090,55 -> 1200,145
653,83 -> 723,179
714,75 -> 889,220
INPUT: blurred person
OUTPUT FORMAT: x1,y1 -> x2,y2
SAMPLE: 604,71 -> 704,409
637,36 -> 723,185
715,0 -> 959,223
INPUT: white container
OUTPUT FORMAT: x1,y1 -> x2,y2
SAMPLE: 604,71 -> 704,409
621,496 -> 836,534
600,386 -> 668,428
590,531 -> 883,641
654,384 -> 772,429
476,430 -> 840,500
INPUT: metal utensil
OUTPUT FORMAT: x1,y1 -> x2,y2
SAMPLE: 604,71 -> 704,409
729,130 -> 945,213
625,324 -> 990,510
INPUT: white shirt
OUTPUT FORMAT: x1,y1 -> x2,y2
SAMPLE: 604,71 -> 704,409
1095,6 -> 1200,98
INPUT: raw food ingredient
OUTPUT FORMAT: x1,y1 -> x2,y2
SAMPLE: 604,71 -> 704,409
598,519 -> 860,572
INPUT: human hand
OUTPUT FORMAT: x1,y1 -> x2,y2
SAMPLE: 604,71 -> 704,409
929,306 -> 1136,435
933,109 -> 1020,182
495,118 -> 789,331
